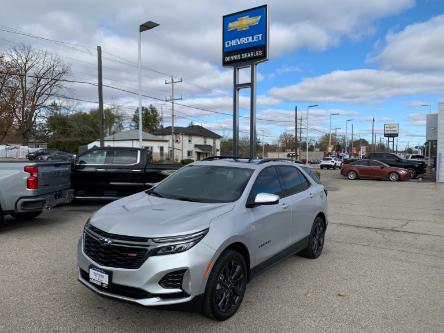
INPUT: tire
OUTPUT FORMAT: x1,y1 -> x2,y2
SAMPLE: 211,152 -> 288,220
347,170 -> 358,180
388,172 -> 400,182
320,166 -> 324,170
11,211 -> 42,220
300,216 -> 326,259
202,250 -> 248,321
407,168 -> 417,179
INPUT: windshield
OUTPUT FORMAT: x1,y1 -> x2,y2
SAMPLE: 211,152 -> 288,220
322,158 -> 332,161
147,165 -> 254,203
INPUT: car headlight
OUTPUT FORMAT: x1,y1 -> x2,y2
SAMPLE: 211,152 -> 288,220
150,229 -> 209,256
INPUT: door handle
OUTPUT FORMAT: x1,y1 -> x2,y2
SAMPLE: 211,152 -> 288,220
309,192 -> 313,198
281,203 -> 289,209
96,168 -> 106,172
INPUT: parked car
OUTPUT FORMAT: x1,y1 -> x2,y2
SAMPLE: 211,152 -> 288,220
77,158 -> 328,320
341,159 -> 410,181
367,152 -> 426,179
71,147 -> 182,199
26,149 -> 73,162
320,157 -> 338,169
0,160 -> 73,222
405,154 -> 425,160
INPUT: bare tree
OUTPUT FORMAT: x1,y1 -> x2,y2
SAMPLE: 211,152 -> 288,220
0,55 -> 17,143
6,45 -> 70,144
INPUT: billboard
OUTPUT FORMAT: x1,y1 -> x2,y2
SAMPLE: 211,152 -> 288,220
384,123 -> 399,137
223,5 -> 268,67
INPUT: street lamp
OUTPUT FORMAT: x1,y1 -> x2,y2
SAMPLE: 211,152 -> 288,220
329,113 -> 339,154
306,104 -> 319,164
334,127 -> 341,154
345,119 -> 353,155
138,20 -> 159,148
421,104 -> 432,167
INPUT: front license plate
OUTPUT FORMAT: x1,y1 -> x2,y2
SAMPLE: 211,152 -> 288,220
89,267 -> 110,288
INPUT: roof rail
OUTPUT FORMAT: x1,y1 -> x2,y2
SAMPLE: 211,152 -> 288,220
202,155 -> 250,161
257,158 -> 295,164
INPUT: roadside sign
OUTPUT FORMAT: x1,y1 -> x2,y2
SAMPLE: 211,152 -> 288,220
384,123 -> 399,137
223,5 -> 268,67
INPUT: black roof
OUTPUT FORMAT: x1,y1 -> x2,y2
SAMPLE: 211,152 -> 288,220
154,125 -> 222,139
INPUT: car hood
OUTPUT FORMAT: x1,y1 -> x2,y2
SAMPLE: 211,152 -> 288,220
90,191 -> 235,238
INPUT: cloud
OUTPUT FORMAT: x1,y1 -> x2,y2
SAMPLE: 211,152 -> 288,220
270,69 -> 444,103
408,113 -> 426,126
374,14 -> 444,73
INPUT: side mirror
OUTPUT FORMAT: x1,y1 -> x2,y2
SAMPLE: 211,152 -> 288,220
247,193 -> 279,208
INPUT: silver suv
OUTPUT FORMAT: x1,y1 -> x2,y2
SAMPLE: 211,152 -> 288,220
77,158 -> 328,320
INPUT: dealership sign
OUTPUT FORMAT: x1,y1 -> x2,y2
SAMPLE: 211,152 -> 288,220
384,123 -> 399,137
223,5 -> 268,66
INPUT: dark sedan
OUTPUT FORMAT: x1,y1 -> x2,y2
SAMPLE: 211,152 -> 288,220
26,149 -> 73,162
340,159 -> 410,181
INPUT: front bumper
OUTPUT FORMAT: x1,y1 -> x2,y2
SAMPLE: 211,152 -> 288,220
77,236 -> 214,306
15,189 -> 74,212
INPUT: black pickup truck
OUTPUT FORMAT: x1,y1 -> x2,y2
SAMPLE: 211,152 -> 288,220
367,152 -> 426,179
71,147 -> 181,198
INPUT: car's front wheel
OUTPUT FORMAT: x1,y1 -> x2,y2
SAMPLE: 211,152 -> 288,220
347,170 -> 358,180
300,216 -> 326,259
202,250 -> 247,321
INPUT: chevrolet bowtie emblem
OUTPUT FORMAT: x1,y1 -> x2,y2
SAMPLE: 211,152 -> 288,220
228,15 -> 261,31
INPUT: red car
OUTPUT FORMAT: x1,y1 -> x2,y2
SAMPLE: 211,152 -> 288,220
340,159 -> 410,181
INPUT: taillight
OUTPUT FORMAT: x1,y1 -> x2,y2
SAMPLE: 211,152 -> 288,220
24,165 -> 39,189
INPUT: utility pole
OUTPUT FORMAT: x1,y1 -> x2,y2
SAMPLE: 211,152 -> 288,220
351,123 -> 354,156
371,117 -> 375,153
294,106 -> 297,159
261,129 -> 265,158
165,76 -> 182,161
97,46 -> 104,147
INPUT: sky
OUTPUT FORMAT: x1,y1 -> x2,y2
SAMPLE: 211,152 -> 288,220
1,0 -> 443,149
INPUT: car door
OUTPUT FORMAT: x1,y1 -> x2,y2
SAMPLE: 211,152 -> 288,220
104,149 -> 145,196
72,149 -> 111,196
276,166 -> 318,244
246,167 -> 292,265
354,160 -> 371,178
368,160 -> 389,179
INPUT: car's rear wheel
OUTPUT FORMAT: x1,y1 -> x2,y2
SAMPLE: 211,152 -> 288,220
388,172 -> 400,182
11,211 -> 42,220
202,250 -> 247,321
300,216 -> 326,259
347,170 -> 358,180
407,168 -> 417,179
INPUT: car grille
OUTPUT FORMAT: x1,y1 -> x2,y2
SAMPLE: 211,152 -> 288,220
159,270 -> 186,289
83,225 -> 150,269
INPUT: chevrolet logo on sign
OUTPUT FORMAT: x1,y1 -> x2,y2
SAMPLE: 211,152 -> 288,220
228,15 -> 261,31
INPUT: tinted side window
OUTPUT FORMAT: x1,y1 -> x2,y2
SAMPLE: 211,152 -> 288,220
300,166 -> 321,184
384,154 -> 397,161
352,160 -> 368,166
78,150 -> 107,164
277,166 -> 310,197
372,153 -> 383,159
369,160 -> 384,166
249,167 -> 282,201
112,149 -> 139,165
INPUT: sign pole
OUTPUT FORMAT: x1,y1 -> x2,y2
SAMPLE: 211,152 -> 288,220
250,64 -> 257,159
233,67 -> 240,157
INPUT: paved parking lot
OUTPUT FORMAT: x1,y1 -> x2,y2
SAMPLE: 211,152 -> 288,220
1,170 -> 443,333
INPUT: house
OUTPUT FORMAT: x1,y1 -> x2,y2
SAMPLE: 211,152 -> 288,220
154,125 -> 222,161
88,129 -> 169,161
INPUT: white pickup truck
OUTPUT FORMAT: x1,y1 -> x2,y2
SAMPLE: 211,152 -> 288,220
0,160 -> 73,222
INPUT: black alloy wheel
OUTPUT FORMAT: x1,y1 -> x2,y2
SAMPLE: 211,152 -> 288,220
202,250 -> 247,320
407,168 -> 417,179
300,217 -> 326,259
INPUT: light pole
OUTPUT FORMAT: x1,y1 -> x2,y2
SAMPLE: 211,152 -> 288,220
334,127 -> 341,154
345,119 -> 353,155
306,104 -> 318,164
329,112 -> 339,154
421,104 -> 432,167
138,20 -> 159,148
261,129 -> 265,158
